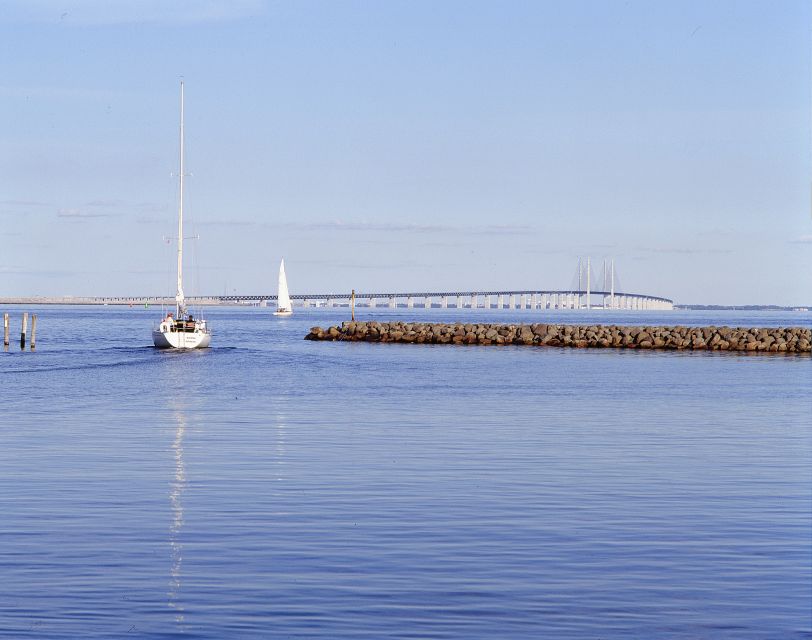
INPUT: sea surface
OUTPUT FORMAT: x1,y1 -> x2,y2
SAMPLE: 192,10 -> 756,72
1,306 -> 810,639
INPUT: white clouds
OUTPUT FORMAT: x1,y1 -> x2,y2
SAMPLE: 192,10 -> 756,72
0,199 -> 51,207
635,247 -> 735,255
790,234 -> 812,244
1,0 -> 266,26
270,220 -> 533,235
57,208 -> 113,219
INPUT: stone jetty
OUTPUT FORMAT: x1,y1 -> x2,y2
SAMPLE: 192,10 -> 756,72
305,321 -> 811,353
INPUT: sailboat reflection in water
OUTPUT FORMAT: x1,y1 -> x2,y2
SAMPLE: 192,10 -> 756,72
168,403 -> 187,624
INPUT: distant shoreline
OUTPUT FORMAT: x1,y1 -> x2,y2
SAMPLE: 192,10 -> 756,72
676,305 -> 809,312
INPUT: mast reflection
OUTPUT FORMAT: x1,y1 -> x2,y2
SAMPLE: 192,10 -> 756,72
168,404 -> 187,624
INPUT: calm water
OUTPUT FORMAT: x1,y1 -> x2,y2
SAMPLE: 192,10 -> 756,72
1,306 -> 810,639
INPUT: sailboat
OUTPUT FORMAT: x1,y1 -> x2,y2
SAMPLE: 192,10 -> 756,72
152,81 -> 212,349
274,259 -> 293,316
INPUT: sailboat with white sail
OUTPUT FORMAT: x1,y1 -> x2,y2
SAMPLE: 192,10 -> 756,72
274,259 -> 293,316
152,81 -> 211,349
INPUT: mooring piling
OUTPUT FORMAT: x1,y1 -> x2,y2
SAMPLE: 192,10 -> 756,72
2,313 -> 39,352
20,312 -> 28,349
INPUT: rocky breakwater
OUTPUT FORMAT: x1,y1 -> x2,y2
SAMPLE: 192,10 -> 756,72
305,322 -> 811,353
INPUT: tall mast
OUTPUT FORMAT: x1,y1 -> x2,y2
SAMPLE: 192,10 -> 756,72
176,81 -> 185,314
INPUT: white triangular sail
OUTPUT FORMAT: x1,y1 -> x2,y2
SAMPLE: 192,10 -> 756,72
276,259 -> 292,314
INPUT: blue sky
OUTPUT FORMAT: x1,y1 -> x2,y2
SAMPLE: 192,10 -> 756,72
1,0 -> 809,305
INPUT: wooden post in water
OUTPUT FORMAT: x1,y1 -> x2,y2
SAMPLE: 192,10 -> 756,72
351,289 -> 355,322
3,313 -> 8,348
20,312 -> 28,349
30,314 -> 37,350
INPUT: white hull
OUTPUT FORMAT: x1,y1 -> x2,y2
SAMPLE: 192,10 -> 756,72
152,328 -> 211,349
273,308 -> 293,316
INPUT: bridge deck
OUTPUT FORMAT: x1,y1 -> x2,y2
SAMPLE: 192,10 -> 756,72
1,289 -> 673,306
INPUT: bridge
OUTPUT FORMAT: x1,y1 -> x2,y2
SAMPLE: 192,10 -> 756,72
1,289 -> 673,310
225,290 -> 673,311
1,258 -> 673,310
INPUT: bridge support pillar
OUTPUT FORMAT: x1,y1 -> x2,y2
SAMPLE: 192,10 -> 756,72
498,295 -> 504,309
407,296 -> 413,309
389,296 -> 396,309
424,296 -> 431,309
327,298 -> 333,308
441,296 -> 448,309
470,294 -> 477,309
